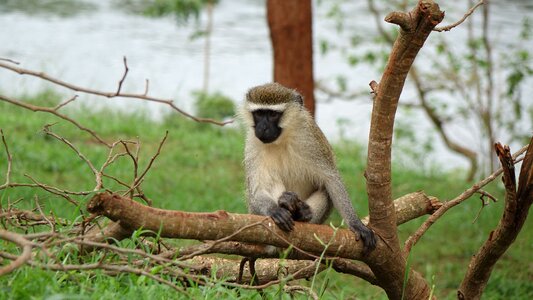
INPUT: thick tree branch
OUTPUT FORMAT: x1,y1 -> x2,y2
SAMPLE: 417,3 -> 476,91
86,192 -> 440,263
87,193 -> 364,260
364,1 -> 443,298
457,138 -> 533,299
84,192 -> 438,286
187,256 -> 320,285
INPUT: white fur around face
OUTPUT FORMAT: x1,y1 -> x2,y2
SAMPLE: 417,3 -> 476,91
245,102 -> 287,112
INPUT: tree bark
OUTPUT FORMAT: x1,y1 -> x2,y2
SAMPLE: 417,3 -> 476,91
364,1 -> 444,299
267,0 -> 315,116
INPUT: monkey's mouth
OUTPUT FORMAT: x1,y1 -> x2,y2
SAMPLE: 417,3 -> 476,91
257,135 -> 278,144
255,127 -> 282,144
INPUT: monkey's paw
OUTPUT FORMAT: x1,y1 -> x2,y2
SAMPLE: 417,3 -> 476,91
278,191 -> 300,212
351,221 -> 377,253
278,191 -> 312,222
269,206 -> 294,232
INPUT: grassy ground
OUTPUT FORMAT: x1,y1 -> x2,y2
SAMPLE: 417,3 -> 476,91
0,93 -> 532,299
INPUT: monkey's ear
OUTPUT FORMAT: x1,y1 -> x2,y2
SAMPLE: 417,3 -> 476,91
295,94 -> 304,106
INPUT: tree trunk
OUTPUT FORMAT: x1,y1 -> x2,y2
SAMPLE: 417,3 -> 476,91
267,0 -> 315,116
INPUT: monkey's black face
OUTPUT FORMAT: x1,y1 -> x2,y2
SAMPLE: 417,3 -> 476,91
252,109 -> 283,144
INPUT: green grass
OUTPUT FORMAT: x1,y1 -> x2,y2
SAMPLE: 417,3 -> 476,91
0,91 -> 532,299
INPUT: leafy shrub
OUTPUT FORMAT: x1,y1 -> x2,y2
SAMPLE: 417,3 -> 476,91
193,91 -> 235,119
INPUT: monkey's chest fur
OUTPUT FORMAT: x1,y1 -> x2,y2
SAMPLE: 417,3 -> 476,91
245,139 -> 322,200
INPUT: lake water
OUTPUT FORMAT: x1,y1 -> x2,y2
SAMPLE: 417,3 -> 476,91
0,0 -> 531,170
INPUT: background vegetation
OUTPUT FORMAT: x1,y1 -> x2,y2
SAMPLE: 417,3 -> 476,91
0,91 -> 531,299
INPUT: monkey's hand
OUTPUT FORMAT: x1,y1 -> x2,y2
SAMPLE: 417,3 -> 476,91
269,206 -> 294,232
350,220 -> 377,253
278,191 -> 312,222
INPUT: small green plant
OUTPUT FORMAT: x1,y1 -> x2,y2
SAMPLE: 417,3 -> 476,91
117,0 -> 216,23
193,90 -> 235,119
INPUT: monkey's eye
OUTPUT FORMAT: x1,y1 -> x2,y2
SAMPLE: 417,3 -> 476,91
268,110 -> 282,120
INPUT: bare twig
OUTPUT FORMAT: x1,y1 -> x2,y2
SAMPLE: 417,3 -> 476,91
42,125 -> 101,190
0,94 -> 110,147
434,0 -> 484,32
123,132 -> 168,203
0,61 -> 232,126
143,79 -> 150,96
24,174 -> 80,206
314,81 -> 369,102
0,57 -> 20,64
98,141 -> 131,186
477,189 -> 497,203
472,189 -> 498,223
54,95 -> 78,111
34,196 -> 55,231
116,56 -> 129,96
0,129 -> 13,190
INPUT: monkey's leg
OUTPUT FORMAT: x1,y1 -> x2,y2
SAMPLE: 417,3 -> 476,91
303,189 -> 332,224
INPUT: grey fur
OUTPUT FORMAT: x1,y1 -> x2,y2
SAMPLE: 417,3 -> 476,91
241,83 -> 376,251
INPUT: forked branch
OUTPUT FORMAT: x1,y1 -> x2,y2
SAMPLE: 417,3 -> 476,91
457,138 -> 533,299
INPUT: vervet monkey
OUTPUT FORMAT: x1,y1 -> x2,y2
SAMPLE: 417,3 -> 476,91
240,82 -> 376,252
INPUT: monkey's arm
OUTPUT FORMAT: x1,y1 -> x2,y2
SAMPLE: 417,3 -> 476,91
325,175 -> 377,252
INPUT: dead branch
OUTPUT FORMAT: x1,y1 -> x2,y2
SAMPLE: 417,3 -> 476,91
0,229 -> 33,276
54,94 -> 78,110
0,94 -> 110,147
0,61 -> 232,126
364,1 -> 444,298
457,138 -> 533,299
